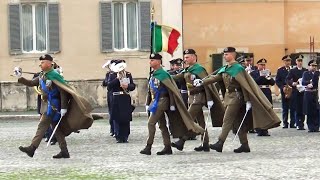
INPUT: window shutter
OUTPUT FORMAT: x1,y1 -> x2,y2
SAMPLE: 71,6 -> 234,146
139,2 -> 151,51
8,4 -> 22,55
100,2 -> 113,53
48,3 -> 60,53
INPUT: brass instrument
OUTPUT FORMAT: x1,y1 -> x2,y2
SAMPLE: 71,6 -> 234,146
112,60 -> 130,94
283,84 -> 292,99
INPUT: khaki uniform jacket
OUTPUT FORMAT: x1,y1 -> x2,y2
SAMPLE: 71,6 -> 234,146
203,64 -> 280,130
18,76 -> 94,136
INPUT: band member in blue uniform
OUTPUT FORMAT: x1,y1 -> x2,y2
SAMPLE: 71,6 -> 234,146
107,60 -> 136,143
276,55 -> 295,128
302,60 -> 319,132
102,60 -> 117,136
286,55 -> 307,130
244,55 -> 258,74
250,58 -> 275,136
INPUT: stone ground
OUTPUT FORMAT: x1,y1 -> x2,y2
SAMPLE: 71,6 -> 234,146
1,116 -> 320,180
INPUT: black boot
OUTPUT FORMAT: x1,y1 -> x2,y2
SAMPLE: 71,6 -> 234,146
209,140 -> 224,152
234,143 -> 250,153
156,145 -> 172,155
194,143 -> 210,152
53,149 -> 70,159
140,144 -> 152,155
19,145 -> 36,157
171,138 -> 185,151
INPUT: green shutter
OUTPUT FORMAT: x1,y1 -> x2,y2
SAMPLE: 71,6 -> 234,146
139,1 -> 150,51
8,4 -> 22,55
100,2 -> 113,52
48,3 -> 60,53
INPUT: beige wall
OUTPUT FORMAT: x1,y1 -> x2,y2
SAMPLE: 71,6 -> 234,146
183,0 -> 320,74
0,0 -> 160,82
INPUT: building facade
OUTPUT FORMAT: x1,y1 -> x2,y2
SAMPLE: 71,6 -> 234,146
183,0 -> 320,72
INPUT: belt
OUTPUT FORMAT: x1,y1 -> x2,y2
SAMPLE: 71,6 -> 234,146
305,89 -> 317,92
180,89 -> 188,94
189,89 -> 205,95
259,85 -> 270,88
225,88 -> 241,93
113,91 -> 125,95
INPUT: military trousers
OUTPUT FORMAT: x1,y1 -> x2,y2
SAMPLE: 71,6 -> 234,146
31,114 -> 67,151
188,103 -> 209,144
219,104 -> 248,144
146,109 -> 171,146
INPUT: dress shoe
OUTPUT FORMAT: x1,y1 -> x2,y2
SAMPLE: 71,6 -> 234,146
248,130 -> 255,133
194,143 -> 210,152
140,144 -> 152,155
110,133 -> 114,137
234,143 -> 250,153
171,139 -> 185,151
44,137 -> 49,142
209,140 -> 224,152
156,146 -> 172,155
50,138 -> 57,145
53,150 -> 70,159
282,124 -> 288,129
297,126 -> 305,130
19,145 -> 36,157
290,124 -> 296,128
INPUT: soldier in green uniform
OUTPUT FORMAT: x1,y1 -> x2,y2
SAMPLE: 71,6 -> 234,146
171,49 -> 225,152
15,54 -> 94,158
140,53 -> 204,155
194,47 -> 280,153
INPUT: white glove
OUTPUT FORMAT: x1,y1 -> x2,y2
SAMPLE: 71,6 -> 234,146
307,84 -> 313,89
170,105 -> 176,111
193,79 -> 203,87
246,101 -> 252,111
207,101 -> 214,109
145,105 -> 149,113
60,109 -> 67,117
13,67 -> 22,77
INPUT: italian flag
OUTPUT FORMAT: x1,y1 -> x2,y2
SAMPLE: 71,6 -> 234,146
152,24 -> 181,55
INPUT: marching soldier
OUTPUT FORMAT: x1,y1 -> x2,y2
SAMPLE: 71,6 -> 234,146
140,53 -> 204,155
286,55 -> 307,130
171,49 -> 225,152
107,60 -> 136,143
276,55 -> 295,128
302,60 -> 319,132
194,47 -> 280,153
250,58 -> 275,136
16,54 -> 94,158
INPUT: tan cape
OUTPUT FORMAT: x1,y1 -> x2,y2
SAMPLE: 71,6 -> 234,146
53,80 -> 94,136
197,71 -> 225,127
161,78 -> 205,138
234,71 -> 281,129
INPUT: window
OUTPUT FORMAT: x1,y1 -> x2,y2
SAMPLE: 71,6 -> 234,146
21,3 -> 47,53
113,2 -> 138,50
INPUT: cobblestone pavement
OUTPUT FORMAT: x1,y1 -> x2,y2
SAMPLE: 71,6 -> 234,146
1,116 -> 320,180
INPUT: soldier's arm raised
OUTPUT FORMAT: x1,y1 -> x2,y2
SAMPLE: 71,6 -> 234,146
202,74 -> 223,86
18,77 -> 39,87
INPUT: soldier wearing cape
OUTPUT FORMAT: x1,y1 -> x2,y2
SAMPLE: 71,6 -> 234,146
140,53 -> 204,155
171,49 -> 225,152
195,47 -> 281,153
16,54 -> 94,158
